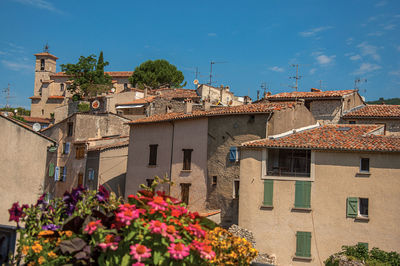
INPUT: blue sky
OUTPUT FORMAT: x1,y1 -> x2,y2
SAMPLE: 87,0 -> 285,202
0,0 -> 399,108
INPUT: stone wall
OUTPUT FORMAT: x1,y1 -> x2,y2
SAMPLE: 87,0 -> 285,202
310,99 -> 342,124
342,118 -> 400,136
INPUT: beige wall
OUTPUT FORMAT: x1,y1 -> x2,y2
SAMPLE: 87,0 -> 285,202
0,116 -> 54,226
239,148 -> 400,265
343,118 -> 400,136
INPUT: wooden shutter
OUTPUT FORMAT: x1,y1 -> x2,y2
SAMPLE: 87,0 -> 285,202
263,180 -> 274,206
49,163 -> 55,177
62,166 -> 67,182
295,181 -> 311,208
347,197 -> 358,218
54,166 -> 60,181
149,145 -> 158,165
180,183 -> 191,205
65,142 -> 70,154
296,231 -> 311,257
78,173 -> 83,186
183,149 -> 192,170
229,147 -> 237,162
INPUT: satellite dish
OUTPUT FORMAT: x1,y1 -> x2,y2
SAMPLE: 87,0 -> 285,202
33,123 -> 41,132
111,87 -> 116,93
92,100 -> 100,109
193,79 -> 199,85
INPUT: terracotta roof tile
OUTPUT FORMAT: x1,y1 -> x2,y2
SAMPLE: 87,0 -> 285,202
48,96 -> 65,99
128,102 -> 297,125
154,88 -> 200,99
242,124 -> 400,152
50,71 -> 133,78
29,96 -> 41,99
343,105 -> 400,119
267,89 -> 357,100
22,116 -> 52,124
88,140 -> 129,151
116,96 -> 156,106
34,52 -> 58,60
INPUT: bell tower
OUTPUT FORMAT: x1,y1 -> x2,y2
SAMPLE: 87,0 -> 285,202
33,45 -> 58,96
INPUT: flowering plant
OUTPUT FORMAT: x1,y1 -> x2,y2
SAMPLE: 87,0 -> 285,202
9,178 -> 258,265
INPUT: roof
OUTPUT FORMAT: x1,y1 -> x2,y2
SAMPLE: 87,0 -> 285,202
343,105 -> 400,119
29,96 -> 41,99
116,96 -> 156,106
50,71 -> 133,78
34,52 -> 58,60
128,102 -> 297,125
0,114 -> 56,143
242,124 -> 400,152
22,116 -> 52,124
48,96 -> 65,99
154,88 -> 200,100
266,89 -> 357,100
88,140 -> 129,151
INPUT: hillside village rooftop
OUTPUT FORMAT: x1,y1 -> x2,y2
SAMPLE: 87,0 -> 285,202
343,104 -> 400,118
242,124 -> 400,152
266,89 -> 357,100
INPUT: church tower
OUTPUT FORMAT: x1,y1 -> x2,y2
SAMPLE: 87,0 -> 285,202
33,49 -> 58,96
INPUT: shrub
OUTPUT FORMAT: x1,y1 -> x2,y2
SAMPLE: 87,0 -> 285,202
9,179 -> 258,265
78,102 -> 90,112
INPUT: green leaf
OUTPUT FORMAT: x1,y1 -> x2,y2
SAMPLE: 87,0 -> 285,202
120,254 -> 131,266
153,251 -> 163,265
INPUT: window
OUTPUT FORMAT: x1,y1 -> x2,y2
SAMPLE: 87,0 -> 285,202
78,173 -> 83,186
347,197 -> 369,218
233,180 -> 240,199
146,179 -> 154,187
76,146 -> 85,159
180,183 -> 191,205
88,169 -> 95,180
212,176 -> 217,186
267,149 -> 311,177
41,109 -> 44,115
124,83 -> 128,90
360,158 -> 370,172
263,180 -> 274,206
40,59 -> 45,70
229,146 -> 239,162
67,123 -> 73,137
182,149 -> 193,170
149,144 -> 158,166
296,231 -> 311,258
54,166 -> 60,181
349,120 -> 356,124
294,181 -> 311,209
48,163 -> 55,177
60,83 -> 64,91
63,142 -> 70,154
59,166 -> 67,182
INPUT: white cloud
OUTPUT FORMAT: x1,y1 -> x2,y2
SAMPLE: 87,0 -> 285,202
375,1 -> 387,7
12,0 -> 60,12
346,37 -> 354,45
299,26 -> 333,37
367,31 -> 384,37
357,42 -> 380,61
309,68 -> 316,75
350,54 -> 362,61
383,24 -> 396,30
1,60 -> 32,71
352,63 -> 381,75
207,33 -> 217,37
269,66 -> 284,72
389,69 -> 400,76
315,54 -> 336,65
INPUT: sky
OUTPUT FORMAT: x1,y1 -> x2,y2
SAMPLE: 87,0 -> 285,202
0,0 -> 399,109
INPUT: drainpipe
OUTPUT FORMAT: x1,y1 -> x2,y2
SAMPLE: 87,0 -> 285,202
168,121 -> 175,195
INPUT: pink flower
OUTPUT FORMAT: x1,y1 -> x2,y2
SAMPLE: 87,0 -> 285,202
148,220 -> 167,235
148,196 -> 168,211
200,244 -> 215,260
132,263 -> 144,266
116,204 -> 145,226
168,243 -> 190,260
84,220 -> 102,235
165,224 -> 181,242
185,223 -> 206,238
98,234 -> 120,251
130,244 -> 151,262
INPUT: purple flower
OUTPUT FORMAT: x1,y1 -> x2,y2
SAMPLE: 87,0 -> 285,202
63,186 -> 87,215
96,185 -> 110,202
8,202 -> 28,223
42,224 -> 60,231
35,193 -> 46,206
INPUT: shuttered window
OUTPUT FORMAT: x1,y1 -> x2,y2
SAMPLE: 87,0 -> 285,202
294,181 -> 311,208
229,147 -> 238,162
88,169 -> 95,180
296,231 -> 311,258
180,183 -> 191,205
63,142 -> 70,154
54,166 -> 60,181
76,146 -> 85,159
149,144 -> 158,166
347,197 -> 358,218
183,149 -> 193,170
61,166 -> 67,182
78,173 -> 83,186
263,180 -> 274,206
49,163 -> 55,177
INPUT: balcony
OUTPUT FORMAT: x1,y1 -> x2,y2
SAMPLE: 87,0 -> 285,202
267,149 -> 311,177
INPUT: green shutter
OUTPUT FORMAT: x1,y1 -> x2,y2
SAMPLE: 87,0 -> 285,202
358,242 -> 369,250
296,231 -> 311,257
263,180 -> 274,206
347,197 -> 358,218
295,181 -> 311,208
48,163 -> 55,177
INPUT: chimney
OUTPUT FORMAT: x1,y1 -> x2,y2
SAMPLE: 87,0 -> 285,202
144,88 -> 148,98
184,99 -> 193,114
311,88 -> 322,92
203,99 -> 211,111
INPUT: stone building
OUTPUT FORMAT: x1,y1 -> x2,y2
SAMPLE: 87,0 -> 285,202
239,124 -> 400,265
342,104 -> 400,136
265,88 -> 365,124
41,112 -> 130,197
29,51 -> 135,119
196,84 -> 249,106
125,102 -> 316,226
0,114 -> 56,263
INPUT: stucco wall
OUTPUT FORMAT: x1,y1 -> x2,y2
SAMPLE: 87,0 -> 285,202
343,118 -> 400,136
239,148 -> 400,265
0,117 -> 54,226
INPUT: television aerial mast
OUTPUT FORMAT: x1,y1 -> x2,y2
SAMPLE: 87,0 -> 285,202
2,83 -> 15,108
289,64 -> 302,91
208,60 -> 227,85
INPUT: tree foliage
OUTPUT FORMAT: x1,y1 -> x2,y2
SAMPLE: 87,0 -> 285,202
60,52 -> 112,97
129,59 -> 186,90
366,97 -> 400,105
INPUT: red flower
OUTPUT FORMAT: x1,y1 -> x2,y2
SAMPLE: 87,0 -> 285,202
8,202 -> 28,223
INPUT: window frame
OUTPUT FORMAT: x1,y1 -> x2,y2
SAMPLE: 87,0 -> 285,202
67,123 -> 73,137
182,149 -> 193,171
358,198 -> 369,218
294,181 -> 311,209
148,144 -> 158,166
233,180 -> 240,199
75,145 -> 85,159
295,231 -> 312,258
360,158 -> 370,173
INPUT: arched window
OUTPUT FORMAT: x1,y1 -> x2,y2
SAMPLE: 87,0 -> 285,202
40,59 -> 45,70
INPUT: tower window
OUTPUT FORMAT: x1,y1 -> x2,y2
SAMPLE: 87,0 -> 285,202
60,83 -> 64,91
40,59 -> 45,70
124,83 -> 128,91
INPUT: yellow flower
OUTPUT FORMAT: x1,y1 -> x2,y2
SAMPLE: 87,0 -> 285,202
65,230 -> 73,237
56,238 -> 61,246
38,256 -> 45,264
22,245 -> 30,255
32,243 -> 42,253
38,230 -> 54,237
27,262 -> 35,266
48,251 -> 57,258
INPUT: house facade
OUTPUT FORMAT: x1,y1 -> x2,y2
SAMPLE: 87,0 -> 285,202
265,89 -> 365,124
239,124 -> 400,265
125,102 -> 316,226
342,104 -> 400,136
196,84 -> 249,106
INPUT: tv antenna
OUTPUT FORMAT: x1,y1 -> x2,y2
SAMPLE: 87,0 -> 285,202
208,60 -> 227,85
354,77 -> 367,92
2,83 -> 15,108
289,64 -> 302,91
319,80 -> 327,90
44,42 -> 49,53
260,82 -> 268,98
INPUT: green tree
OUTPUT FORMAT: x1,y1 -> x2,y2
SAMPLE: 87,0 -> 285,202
60,52 -> 112,97
129,59 -> 186,90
